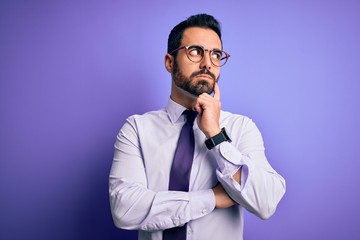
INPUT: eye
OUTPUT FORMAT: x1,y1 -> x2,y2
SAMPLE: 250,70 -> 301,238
211,50 -> 222,60
188,46 -> 203,56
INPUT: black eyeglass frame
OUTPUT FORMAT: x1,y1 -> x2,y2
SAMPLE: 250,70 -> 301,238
170,45 -> 230,67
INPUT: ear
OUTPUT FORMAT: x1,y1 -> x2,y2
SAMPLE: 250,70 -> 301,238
164,53 -> 174,73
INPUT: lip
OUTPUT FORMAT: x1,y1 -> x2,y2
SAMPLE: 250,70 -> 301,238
196,74 -> 213,80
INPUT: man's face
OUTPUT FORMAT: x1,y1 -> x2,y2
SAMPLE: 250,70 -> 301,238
171,27 -> 222,96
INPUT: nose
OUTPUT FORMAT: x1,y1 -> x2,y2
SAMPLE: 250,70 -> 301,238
199,50 -> 212,70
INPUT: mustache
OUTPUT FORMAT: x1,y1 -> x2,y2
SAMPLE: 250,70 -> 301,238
190,69 -> 216,81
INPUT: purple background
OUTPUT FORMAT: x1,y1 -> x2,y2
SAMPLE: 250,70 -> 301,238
1,0 -> 359,239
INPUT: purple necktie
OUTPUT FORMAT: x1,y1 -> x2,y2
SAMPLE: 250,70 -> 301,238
163,110 -> 197,240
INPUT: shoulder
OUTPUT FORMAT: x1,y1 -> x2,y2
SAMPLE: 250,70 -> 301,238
220,110 -> 261,134
123,108 -> 168,130
127,108 -> 167,121
220,110 -> 253,125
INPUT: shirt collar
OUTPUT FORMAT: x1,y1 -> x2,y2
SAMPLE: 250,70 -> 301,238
165,98 -> 188,124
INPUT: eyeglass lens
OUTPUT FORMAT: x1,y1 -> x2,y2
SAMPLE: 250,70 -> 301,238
186,46 -> 227,66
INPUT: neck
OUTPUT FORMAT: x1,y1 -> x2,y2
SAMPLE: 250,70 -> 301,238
170,82 -> 197,110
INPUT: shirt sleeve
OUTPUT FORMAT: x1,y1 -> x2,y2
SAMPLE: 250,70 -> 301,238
109,117 -> 215,231
211,117 -> 286,219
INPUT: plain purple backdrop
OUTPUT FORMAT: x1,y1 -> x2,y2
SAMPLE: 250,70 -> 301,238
1,0 -> 359,239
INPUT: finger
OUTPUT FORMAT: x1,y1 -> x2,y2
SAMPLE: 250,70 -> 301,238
196,95 -> 212,110
197,93 -> 213,102
213,82 -> 221,101
192,101 -> 203,114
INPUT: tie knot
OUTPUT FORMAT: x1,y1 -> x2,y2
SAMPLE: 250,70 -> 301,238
184,110 -> 197,124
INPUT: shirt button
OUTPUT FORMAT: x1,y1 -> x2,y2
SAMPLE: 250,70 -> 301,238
172,219 -> 178,225
187,229 -> 193,235
201,208 -> 207,214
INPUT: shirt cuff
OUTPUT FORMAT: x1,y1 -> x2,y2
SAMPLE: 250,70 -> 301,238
213,142 -> 249,189
215,142 -> 244,171
188,189 -> 215,220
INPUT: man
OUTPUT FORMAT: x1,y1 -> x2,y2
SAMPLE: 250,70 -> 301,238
109,13 -> 286,240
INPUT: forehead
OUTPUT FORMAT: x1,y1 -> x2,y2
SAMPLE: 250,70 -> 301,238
181,27 -> 222,49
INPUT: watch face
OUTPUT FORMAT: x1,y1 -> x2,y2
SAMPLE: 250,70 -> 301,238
205,128 -> 232,150
205,137 -> 216,150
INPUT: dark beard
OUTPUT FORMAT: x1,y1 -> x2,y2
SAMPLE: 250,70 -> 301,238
172,61 -> 219,96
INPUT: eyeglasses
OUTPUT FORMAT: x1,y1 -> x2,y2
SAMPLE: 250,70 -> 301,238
170,45 -> 230,67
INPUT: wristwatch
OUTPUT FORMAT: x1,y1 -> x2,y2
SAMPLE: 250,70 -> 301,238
205,127 -> 232,150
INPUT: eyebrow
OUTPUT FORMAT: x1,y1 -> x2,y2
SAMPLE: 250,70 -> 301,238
188,44 -> 223,51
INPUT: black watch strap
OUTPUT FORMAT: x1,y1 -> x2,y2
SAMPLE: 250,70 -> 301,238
205,127 -> 232,150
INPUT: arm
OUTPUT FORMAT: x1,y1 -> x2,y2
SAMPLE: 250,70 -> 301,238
212,183 -> 237,208
212,119 -> 286,219
109,117 -> 215,231
193,83 -> 286,219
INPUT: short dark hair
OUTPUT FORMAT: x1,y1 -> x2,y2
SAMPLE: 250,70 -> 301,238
167,14 -> 222,56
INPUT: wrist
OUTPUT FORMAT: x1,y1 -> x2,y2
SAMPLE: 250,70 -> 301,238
206,128 -> 221,138
205,127 -> 232,150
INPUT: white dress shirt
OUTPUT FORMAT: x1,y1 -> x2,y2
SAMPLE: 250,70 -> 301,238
109,98 -> 286,240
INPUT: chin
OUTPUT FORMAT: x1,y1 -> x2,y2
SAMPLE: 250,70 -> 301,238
195,81 -> 214,95
191,86 -> 213,96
